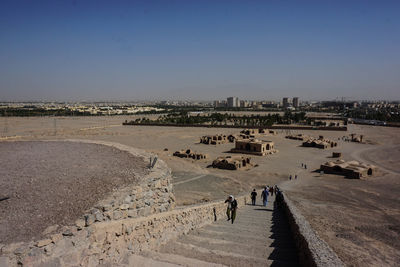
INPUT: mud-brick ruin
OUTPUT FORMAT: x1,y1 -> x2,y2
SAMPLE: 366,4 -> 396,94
231,139 -> 277,156
200,134 -> 235,145
320,159 -> 378,179
255,129 -> 277,135
302,136 -> 338,149
239,129 -> 257,139
173,149 -> 207,160
350,133 -> 364,143
239,129 -> 277,139
212,156 -> 252,170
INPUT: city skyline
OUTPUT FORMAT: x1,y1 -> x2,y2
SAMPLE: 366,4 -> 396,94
1,0 -> 400,101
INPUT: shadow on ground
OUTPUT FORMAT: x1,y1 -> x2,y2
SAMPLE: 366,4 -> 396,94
268,201 -> 300,266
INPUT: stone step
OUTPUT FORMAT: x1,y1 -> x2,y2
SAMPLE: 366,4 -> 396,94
196,228 -> 296,250
126,254 -> 181,267
177,234 -> 273,259
267,247 -> 299,262
152,198 -> 299,267
193,228 -> 269,246
269,238 -> 298,249
140,250 -> 227,267
159,240 -> 270,267
208,224 -> 272,235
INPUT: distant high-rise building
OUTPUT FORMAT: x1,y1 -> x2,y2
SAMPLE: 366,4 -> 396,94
240,100 -> 250,108
227,97 -> 239,107
235,97 -> 240,108
293,97 -> 299,108
282,97 -> 289,108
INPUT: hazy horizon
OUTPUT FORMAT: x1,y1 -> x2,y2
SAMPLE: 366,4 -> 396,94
1,0 -> 399,102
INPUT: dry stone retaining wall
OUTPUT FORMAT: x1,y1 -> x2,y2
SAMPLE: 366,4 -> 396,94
277,191 -> 345,267
68,140 -> 176,225
0,192 -> 247,266
0,140 -> 176,267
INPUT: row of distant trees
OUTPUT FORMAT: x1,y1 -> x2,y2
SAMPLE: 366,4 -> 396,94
130,111 -> 307,127
0,108 -> 92,117
345,108 -> 400,122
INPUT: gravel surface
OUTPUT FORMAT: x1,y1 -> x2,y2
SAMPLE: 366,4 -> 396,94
0,141 -> 147,244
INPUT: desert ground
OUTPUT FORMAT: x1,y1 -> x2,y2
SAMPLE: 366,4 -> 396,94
1,115 -> 399,266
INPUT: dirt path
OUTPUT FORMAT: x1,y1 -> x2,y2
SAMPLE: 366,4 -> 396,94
174,174 -> 208,185
351,144 -> 400,175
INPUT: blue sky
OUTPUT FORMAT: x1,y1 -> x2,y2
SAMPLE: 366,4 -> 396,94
0,0 -> 399,101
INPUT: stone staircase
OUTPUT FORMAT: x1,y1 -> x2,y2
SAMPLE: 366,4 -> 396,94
131,196 -> 300,266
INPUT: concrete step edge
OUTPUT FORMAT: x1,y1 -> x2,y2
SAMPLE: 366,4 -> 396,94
141,250 -> 227,267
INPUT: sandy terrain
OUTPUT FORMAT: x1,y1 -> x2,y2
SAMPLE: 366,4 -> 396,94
282,125 -> 400,266
0,141 -> 147,244
0,116 -> 399,266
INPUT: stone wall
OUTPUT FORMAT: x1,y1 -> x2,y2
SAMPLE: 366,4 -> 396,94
1,193 -> 247,266
276,191 -> 344,267
68,140 -> 176,225
0,140 -> 176,266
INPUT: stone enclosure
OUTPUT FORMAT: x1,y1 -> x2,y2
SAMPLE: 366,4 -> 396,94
0,140 -> 175,266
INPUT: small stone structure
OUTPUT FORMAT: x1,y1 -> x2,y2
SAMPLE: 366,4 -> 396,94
231,139 -> 277,156
302,138 -> 338,149
212,156 -> 252,170
227,134 -> 236,142
350,133 -> 364,143
239,128 -> 276,139
268,130 -> 277,135
173,149 -> 207,160
200,134 -> 229,145
257,129 -> 277,135
320,159 -> 377,179
240,129 -> 257,137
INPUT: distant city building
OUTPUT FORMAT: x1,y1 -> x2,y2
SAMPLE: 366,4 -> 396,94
213,100 -> 226,108
293,97 -> 299,108
282,97 -> 289,108
227,97 -> 239,108
240,100 -> 250,108
235,97 -> 240,107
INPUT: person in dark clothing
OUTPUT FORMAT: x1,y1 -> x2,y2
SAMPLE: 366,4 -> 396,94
225,195 -> 238,224
269,186 -> 274,196
261,187 -> 269,206
250,189 -> 257,205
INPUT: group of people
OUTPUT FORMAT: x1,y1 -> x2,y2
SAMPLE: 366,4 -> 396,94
289,162 -> 307,180
225,186 -> 280,224
250,185 -> 278,206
